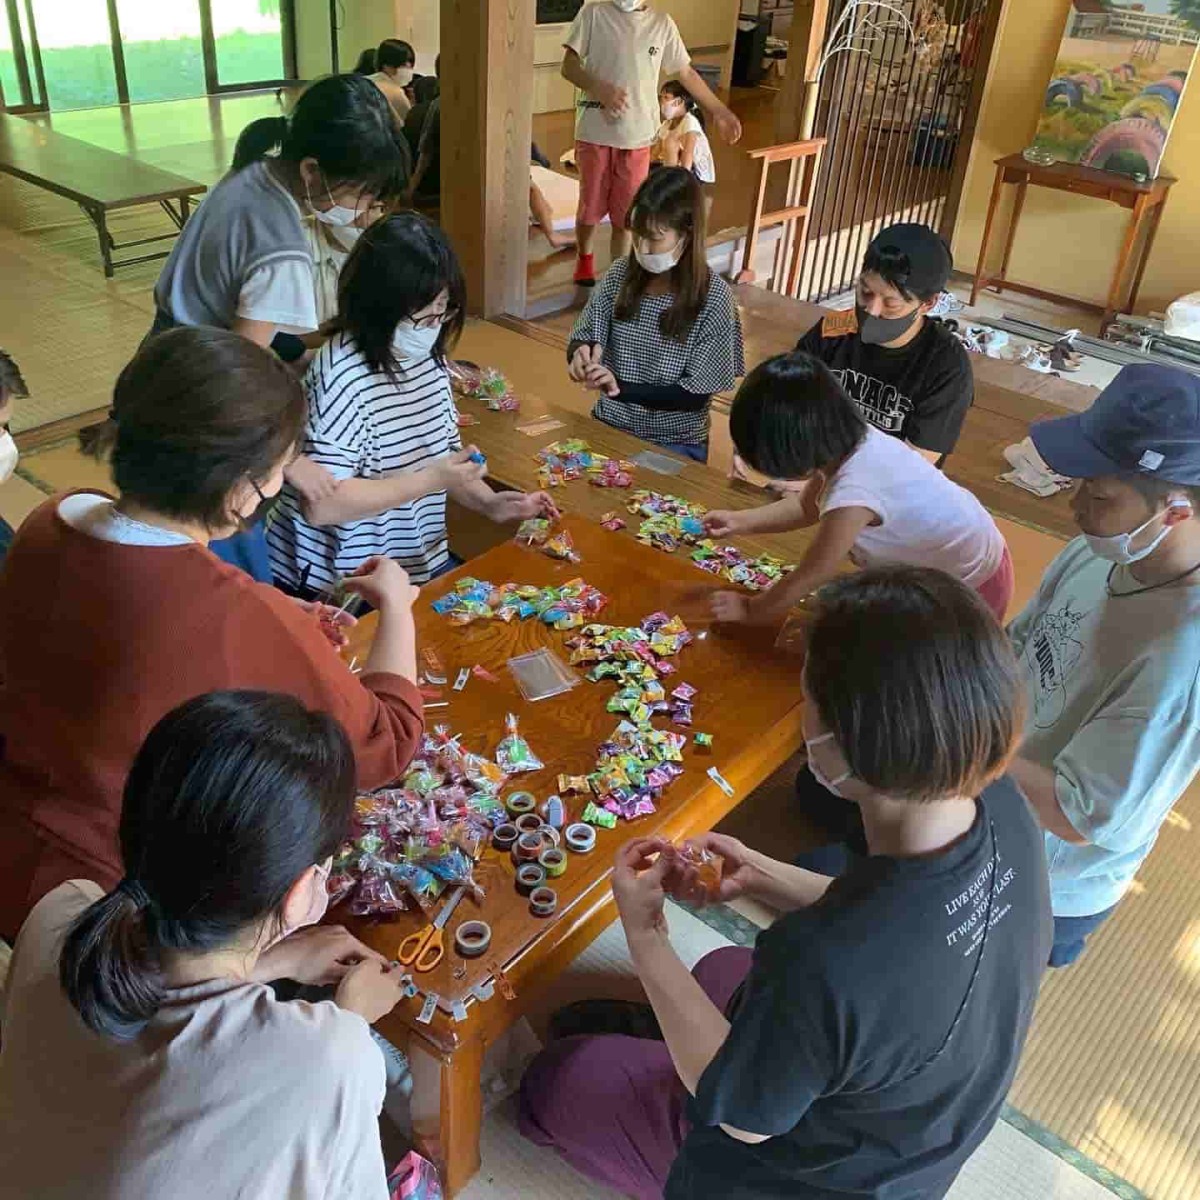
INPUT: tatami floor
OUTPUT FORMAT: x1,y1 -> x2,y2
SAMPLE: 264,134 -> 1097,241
2,95 -> 1198,1198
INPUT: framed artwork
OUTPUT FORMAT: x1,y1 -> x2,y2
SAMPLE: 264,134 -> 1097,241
1032,1 -> 1200,178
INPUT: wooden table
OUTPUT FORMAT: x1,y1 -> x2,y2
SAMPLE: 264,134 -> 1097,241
0,112 -> 206,277
970,153 -> 1176,333
341,516 -> 805,1195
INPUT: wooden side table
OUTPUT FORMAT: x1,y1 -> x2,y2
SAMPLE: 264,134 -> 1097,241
970,152 -> 1176,332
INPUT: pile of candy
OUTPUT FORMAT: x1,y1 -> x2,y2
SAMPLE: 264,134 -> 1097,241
515,517 -> 581,563
328,724 -> 513,916
557,611 -> 696,820
536,439 -> 635,490
433,576 -> 608,630
450,363 -> 519,411
626,490 -> 796,592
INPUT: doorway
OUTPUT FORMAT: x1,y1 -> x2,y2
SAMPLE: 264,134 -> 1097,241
0,0 -> 296,111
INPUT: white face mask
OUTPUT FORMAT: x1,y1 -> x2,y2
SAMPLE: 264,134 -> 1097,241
393,319 -> 442,360
392,66 -> 414,87
805,731 -> 854,798
305,172 -> 360,227
0,430 -> 18,485
1084,503 -> 1188,565
660,100 -> 684,120
634,236 -> 686,275
613,0 -> 643,10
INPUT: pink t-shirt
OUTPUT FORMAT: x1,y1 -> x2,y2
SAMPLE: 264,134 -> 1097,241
820,426 -> 1005,587
0,882 -> 390,1199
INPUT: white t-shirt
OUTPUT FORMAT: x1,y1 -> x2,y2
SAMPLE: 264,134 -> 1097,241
565,2 -> 690,150
0,881 -> 390,1200
820,425 -> 1004,588
267,330 -> 462,591
655,111 -> 715,182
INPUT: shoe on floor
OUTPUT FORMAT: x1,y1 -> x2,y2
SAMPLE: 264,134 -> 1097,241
573,253 -> 597,287
548,998 -> 663,1041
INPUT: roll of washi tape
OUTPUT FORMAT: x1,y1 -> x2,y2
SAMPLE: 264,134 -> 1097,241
538,846 -> 567,877
454,920 -> 492,959
506,791 -> 537,817
537,826 -> 561,850
529,885 -> 557,917
514,812 -> 544,835
564,822 -> 596,853
492,823 -> 519,852
515,862 -> 547,894
512,832 -> 544,864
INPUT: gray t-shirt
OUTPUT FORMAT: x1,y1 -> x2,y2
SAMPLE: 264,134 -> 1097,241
1008,537 -> 1200,917
154,159 -> 318,333
0,881 -> 390,1199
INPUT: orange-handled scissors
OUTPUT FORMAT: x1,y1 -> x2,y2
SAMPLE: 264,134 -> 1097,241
397,885 -> 466,972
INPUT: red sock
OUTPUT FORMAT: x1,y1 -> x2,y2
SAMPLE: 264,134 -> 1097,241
573,253 -> 596,286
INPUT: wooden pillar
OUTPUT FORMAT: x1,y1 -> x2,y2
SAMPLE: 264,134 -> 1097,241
774,0 -> 829,144
439,0 -> 534,318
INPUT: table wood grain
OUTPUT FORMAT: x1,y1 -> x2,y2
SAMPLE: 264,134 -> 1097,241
341,515 -> 803,1011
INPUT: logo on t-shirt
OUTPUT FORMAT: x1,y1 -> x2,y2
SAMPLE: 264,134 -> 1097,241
649,45 -> 659,56
830,367 -> 913,435
1023,600 -> 1088,728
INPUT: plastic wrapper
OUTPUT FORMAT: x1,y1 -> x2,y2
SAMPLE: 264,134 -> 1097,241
434,575 -> 609,627
600,511 -> 627,531
544,529 -> 581,563
516,517 -> 552,547
495,713 -> 544,774
677,843 -> 724,901
536,439 -> 635,489
581,800 -> 618,829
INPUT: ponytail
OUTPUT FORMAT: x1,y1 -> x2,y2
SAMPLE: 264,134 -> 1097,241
59,882 -> 164,1041
232,116 -> 289,171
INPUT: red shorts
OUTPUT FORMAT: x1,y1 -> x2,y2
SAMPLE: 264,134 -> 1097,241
575,141 -> 652,229
974,542 -> 1015,623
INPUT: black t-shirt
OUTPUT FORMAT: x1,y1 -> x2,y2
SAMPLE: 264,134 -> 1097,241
796,312 -> 973,455
666,777 -> 1051,1200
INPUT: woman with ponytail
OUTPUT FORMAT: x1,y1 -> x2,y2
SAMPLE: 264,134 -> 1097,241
0,691 -> 410,1197
150,72 -> 410,580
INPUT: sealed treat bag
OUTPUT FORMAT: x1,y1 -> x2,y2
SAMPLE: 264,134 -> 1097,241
543,529 -> 581,563
677,842 -> 724,901
495,712 -> 544,774
516,517 -> 552,547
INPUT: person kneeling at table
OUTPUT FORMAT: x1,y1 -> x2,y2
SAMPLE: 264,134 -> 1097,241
0,328 -> 424,943
267,213 -> 556,595
706,351 -> 1013,626
0,691 -> 412,1198
567,167 -> 744,464
520,567 -> 1052,1200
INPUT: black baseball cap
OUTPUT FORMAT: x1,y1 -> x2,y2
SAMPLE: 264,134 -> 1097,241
1031,363 -> 1200,485
863,223 -> 953,299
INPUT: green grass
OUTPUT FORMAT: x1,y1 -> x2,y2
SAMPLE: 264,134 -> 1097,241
0,31 -> 282,110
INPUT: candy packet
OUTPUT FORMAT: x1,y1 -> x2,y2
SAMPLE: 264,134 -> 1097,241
495,712 -> 544,774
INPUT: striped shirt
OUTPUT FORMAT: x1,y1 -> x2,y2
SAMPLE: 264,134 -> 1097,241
267,331 -> 461,591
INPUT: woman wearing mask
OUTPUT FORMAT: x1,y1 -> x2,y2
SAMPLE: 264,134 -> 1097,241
0,328 -> 424,942
268,213 -> 556,595
0,691 -> 412,1198
362,38 -> 417,125
0,349 -> 28,556
567,167 -> 743,463
149,73 -> 409,578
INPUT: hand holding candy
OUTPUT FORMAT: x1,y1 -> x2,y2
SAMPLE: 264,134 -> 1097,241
665,833 -> 749,907
709,590 -> 751,624
294,598 -> 358,648
334,959 -> 411,1023
344,556 -> 420,613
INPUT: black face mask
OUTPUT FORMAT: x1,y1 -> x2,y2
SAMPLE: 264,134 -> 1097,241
855,302 -> 921,346
237,480 -> 277,532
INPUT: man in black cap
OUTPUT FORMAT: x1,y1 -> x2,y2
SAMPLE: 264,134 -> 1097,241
1006,363 -> 1200,965
796,222 -> 971,463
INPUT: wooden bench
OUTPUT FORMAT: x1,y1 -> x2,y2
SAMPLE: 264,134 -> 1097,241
0,113 -> 207,277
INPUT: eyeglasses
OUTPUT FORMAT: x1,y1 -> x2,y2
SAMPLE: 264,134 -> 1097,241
407,306 -> 459,331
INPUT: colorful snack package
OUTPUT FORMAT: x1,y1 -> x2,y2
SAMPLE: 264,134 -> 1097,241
495,713 -> 544,774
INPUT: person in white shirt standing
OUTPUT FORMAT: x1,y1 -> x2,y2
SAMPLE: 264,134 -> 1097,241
561,0 -> 742,288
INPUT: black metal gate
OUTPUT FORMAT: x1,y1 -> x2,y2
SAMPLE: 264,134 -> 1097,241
796,0 -> 998,302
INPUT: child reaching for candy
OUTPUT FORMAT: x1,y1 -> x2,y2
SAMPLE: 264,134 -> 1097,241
705,352 -> 1013,626
268,213 -> 556,595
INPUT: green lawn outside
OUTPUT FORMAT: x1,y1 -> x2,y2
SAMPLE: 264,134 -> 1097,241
0,31 -> 282,110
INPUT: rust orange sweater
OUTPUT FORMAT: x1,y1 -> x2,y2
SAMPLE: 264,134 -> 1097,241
0,494 -> 424,940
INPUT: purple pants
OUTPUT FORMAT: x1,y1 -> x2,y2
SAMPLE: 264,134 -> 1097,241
518,945 -> 753,1200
